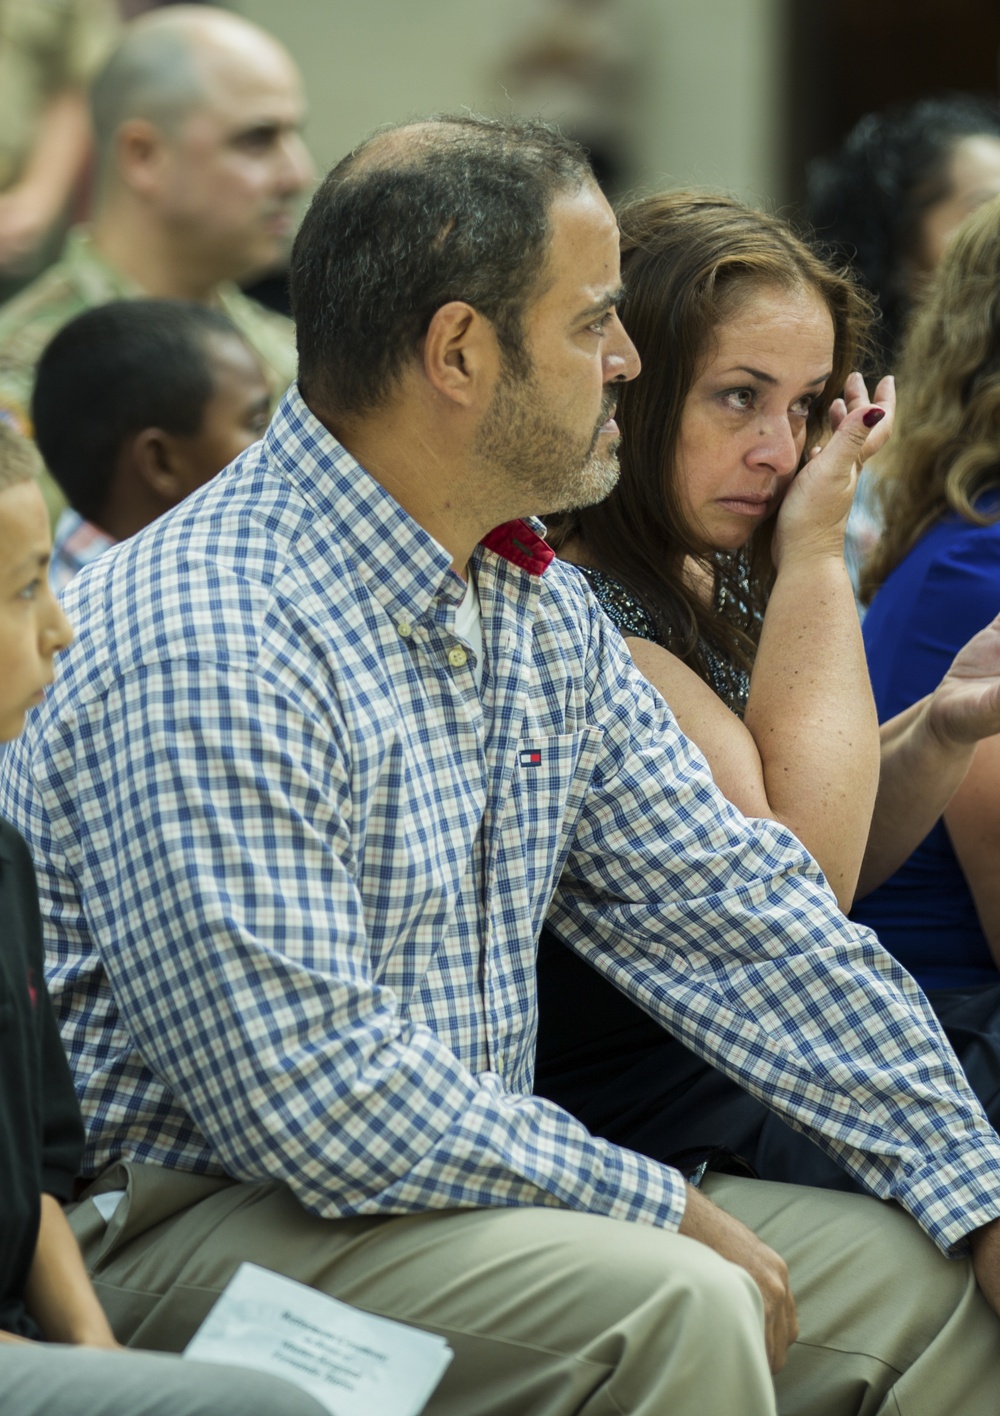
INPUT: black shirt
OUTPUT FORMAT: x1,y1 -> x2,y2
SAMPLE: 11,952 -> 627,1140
0,817 -> 84,1337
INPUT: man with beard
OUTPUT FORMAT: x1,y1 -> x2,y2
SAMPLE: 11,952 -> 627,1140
5,115 -> 1000,1416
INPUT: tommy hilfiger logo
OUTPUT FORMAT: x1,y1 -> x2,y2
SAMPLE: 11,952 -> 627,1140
519,749 -> 542,767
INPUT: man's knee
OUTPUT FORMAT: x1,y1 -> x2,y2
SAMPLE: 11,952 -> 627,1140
499,1209 -> 767,1362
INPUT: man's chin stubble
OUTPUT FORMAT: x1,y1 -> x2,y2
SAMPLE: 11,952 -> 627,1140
552,437 -> 622,514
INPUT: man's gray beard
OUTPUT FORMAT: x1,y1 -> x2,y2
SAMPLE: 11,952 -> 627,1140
475,373 -> 622,515
553,436 -> 621,513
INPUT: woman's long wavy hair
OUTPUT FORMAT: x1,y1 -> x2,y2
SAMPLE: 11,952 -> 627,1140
861,193 -> 1000,604
549,191 -> 871,702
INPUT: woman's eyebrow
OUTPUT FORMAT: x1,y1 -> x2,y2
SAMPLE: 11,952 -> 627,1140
721,364 -> 832,386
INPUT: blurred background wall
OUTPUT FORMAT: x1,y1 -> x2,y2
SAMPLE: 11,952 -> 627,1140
231,0 -> 1000,210
230,0 -> 787,204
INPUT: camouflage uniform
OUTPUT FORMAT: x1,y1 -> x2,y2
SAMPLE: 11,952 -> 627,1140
0,0 -> 118,191
0,0 -> 119,295
0,227 -> 297,520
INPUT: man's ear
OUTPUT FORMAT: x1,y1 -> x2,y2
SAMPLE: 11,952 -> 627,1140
130,427 -> 186,505
115,118 -> 170,198
421,301 -> 500,407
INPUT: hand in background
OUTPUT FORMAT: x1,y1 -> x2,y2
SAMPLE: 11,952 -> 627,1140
926,611 -> 1000,749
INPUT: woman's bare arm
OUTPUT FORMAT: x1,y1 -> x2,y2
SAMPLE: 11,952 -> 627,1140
631,605 -> 1000,916
627,611 -> 872,912
741,549 -> 878,910
23,1194 -> 118,1347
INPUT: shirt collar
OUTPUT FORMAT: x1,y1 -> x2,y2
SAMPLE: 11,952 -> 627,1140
264,386 -> 553,626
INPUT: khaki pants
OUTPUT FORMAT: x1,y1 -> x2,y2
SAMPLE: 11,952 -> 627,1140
69,1164 -> 1000,1416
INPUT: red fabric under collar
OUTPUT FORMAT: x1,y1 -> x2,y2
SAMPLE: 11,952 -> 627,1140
480,520 -> 555,577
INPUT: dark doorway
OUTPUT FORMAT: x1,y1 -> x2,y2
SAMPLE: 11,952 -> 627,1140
785,0 -> 1000,204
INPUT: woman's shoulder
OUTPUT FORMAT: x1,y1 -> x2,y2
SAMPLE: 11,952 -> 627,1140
579,566 -> 664,644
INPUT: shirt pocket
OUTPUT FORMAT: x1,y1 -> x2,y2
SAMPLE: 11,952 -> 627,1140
495,726 -> 605,941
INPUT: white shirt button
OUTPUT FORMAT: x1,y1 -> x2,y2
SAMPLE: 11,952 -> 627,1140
447,646 -> 468,668
397,621 -> 413,638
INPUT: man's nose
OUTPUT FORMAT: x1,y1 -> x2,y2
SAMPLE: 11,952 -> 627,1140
276,132 -> 315,195
602,311 -> 640,384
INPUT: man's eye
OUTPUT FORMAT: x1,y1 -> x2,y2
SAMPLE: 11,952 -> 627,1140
234,129 -> 278,153
17,578 -> 40,600
589,311 -> 614,335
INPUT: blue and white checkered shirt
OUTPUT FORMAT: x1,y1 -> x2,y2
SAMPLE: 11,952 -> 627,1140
4,387 -> 1000,1254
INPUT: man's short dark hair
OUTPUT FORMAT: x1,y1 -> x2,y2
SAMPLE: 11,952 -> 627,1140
290,114 -> 594,417
31,299 -> 245,525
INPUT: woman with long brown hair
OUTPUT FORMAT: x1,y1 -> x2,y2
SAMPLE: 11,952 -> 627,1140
853,195 -> 1000,1058
535,191 -> 1000,1187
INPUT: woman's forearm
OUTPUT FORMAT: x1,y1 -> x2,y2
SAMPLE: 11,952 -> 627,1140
24,1194 -> 118,1347
743,552 -> 879,910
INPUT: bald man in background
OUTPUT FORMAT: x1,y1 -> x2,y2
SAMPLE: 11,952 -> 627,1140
0,4 -> 313,518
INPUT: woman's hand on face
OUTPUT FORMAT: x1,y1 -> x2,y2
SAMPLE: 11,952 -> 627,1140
772,372 -> 895,570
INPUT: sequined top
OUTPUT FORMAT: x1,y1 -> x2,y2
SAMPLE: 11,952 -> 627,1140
581,564 -> 753,716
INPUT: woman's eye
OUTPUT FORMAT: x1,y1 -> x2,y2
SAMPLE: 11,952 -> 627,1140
17,579 -> 40,601
790,394 -> 817,418
721,388 -> 755,412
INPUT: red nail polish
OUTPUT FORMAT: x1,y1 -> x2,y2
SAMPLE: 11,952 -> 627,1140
862,408 -> 885,428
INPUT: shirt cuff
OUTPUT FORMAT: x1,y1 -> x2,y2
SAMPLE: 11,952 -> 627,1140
897,1139 -> 1000,1255
586,1139 -> 689,1231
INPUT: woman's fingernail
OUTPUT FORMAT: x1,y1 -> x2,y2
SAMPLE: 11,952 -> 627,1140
863,408 -> 885,428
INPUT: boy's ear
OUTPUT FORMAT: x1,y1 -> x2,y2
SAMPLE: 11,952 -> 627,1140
130,428 -> 186,505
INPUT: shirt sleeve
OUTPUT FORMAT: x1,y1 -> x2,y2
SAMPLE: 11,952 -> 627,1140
20,656 -> 688,1232
547,594 -> 1000,1256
